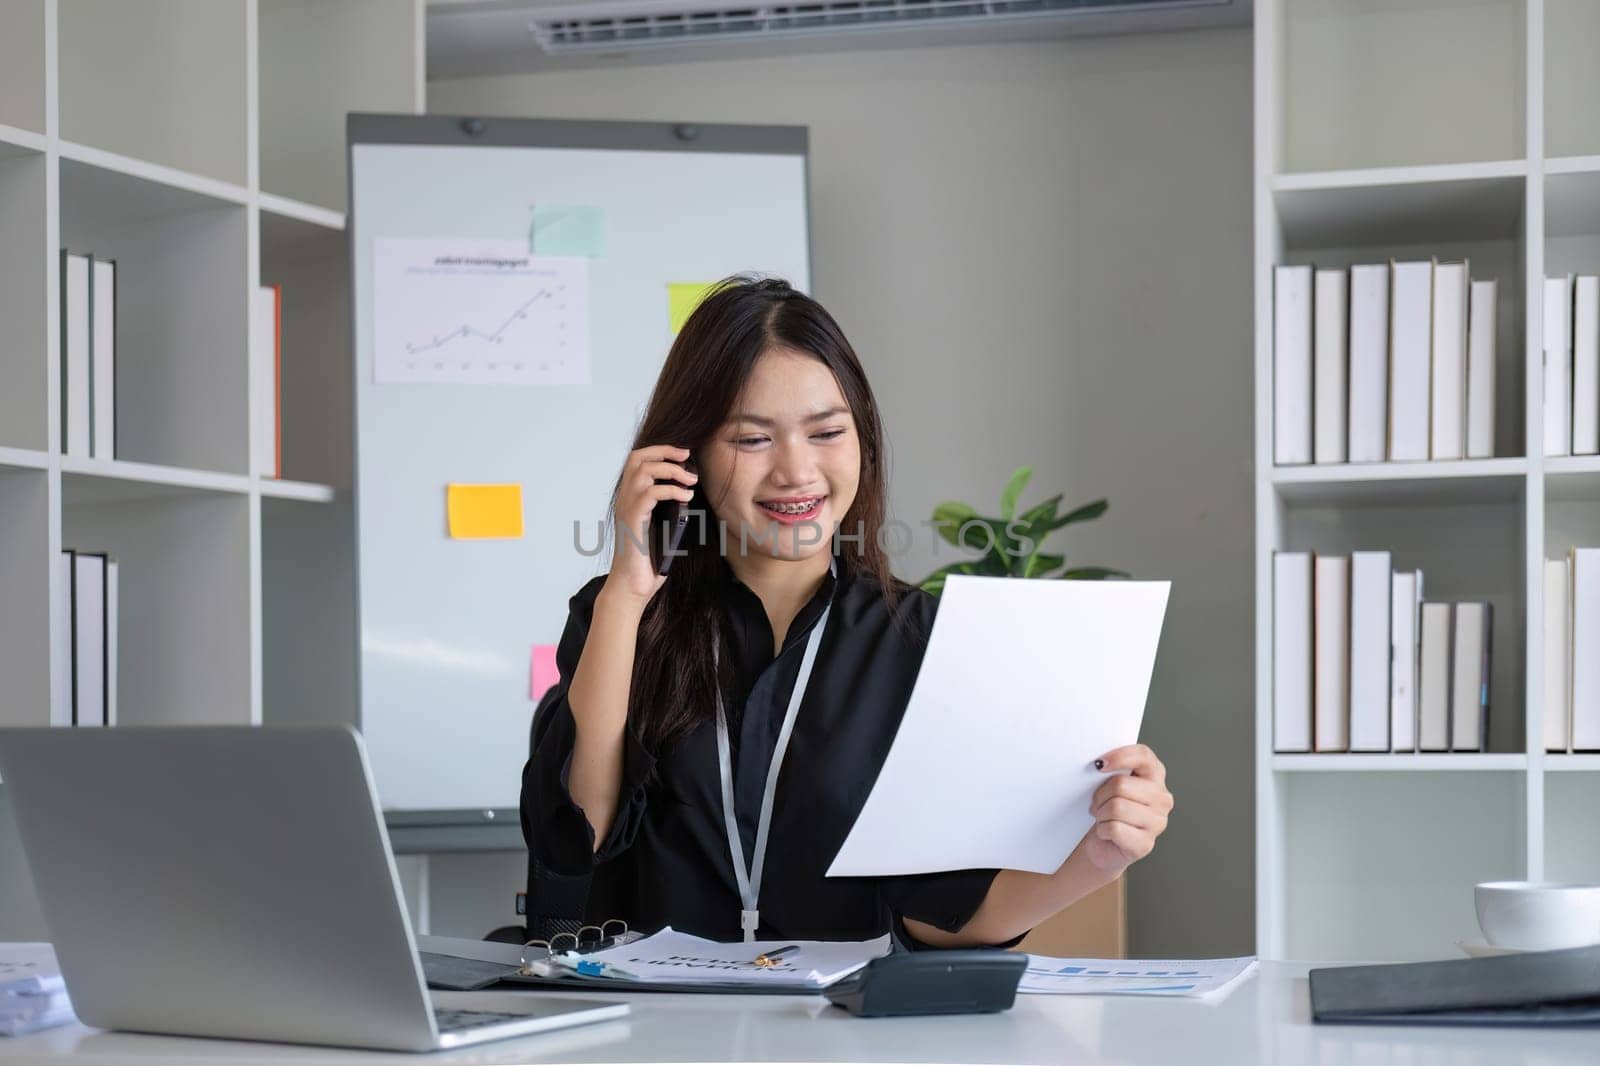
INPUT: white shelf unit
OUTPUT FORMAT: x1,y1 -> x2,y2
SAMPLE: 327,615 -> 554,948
1256,0 -> 1600,962
0,0 -> 420,746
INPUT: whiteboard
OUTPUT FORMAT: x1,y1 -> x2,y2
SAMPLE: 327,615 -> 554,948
348,116 -> 810,817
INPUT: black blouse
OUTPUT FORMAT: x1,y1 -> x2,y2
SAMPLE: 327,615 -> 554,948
520,549 -> 1020,946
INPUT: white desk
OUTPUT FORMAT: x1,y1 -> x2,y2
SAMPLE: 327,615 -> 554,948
0,963 -> 1593,1064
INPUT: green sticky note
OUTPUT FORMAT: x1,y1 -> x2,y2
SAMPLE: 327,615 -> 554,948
530,204 -> 605,258
668,282 -> 720,335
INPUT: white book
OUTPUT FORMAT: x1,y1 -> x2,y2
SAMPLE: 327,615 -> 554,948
1544,558 -> 1571,753
51,552 -> 73,728
1272,552 -> 1313,753
1573,548 -> 1600,752
72,552 -> 107,728
1389,570 -> 1422,752
1545,276 -> 1574,457
1388,260 -> 1433,462
1313,555 -> 1350,752
1348,552 -> 1391,751
1274,265 -> 1313,466
1573,277 -> 1600,455
62,251 -> 92,458
1430,261 -> 1469,460
1347,264 -> 1390,464
91,257 -> 117,460
252,285 -> 280,478
1419,603 -> 1453,752
1313,269 -> 1348,464
1450,602 -> 1491,751
105,559 -> 118,727
1466,279 -> 1498,459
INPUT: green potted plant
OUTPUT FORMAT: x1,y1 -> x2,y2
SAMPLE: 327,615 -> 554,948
919,466 -> 1128,594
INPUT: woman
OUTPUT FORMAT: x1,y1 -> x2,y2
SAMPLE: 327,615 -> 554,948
521,276 -> 1173,948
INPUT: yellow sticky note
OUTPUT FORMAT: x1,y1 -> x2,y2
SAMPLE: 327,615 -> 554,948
668,282 -> 720,335
447,483 -> 524,540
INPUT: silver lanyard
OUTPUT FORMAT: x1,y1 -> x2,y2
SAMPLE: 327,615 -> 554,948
712,568 -> 834,943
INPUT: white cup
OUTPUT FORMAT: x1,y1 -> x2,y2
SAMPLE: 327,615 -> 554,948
1474,881 -> 1600,950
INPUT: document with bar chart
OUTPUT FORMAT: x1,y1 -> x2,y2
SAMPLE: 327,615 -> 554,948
1020,956 -> 1258,1001
372,238 -> 589,386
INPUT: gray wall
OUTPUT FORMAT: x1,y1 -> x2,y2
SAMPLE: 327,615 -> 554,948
429,26 -> 1255,958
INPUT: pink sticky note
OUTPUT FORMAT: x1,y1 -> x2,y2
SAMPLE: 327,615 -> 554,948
531,644 -> 561,701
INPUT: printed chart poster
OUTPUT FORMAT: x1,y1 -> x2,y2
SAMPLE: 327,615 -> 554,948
373,239 -> 590,386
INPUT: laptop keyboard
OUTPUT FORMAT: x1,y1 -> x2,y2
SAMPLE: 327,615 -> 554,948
434,1008 -> 538,1034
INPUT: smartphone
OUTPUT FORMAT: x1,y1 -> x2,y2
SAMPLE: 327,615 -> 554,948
648,456 -> 697,575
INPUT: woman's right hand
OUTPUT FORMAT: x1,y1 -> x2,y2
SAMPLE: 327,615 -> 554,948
605,444 -> 698,606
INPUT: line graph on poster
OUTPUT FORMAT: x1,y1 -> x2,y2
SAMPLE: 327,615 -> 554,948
372,238 -> 590,386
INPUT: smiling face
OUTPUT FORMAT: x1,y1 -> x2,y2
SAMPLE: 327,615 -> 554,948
700,347 -> 861,562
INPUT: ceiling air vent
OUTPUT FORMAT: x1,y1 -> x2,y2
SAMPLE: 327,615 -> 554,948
528,0 -> 1234,55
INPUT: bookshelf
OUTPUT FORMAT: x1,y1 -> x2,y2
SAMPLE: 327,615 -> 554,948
1256,0 -> 1600,961
0,1 -> 421,748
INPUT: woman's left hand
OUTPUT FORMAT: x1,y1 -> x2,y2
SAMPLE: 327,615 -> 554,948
1082,744 -> 1173,879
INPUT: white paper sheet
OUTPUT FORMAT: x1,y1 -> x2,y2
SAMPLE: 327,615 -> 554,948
827,575 -> 1170,877
1,943 -> 76,1037
1020,955 -> 1258,1002
372,239 -> 589,386
569,928 -> 891,990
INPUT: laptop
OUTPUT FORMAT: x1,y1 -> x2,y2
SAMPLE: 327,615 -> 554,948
0,725 -> 628,1052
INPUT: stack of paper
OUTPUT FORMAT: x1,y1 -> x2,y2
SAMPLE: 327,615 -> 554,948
1,944 -> 76,1037
1020,954 -> 1258,1003
564,928 -> 891,991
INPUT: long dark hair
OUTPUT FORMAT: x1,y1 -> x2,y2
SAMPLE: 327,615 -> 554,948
616,275 -> 904,753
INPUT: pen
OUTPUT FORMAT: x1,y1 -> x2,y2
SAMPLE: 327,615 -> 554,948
753,945 -> 800,968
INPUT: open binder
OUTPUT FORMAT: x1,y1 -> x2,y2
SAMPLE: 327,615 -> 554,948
1310,945 -> 1600,1025
418,922 -> 642,993
418,925 -> 890,996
